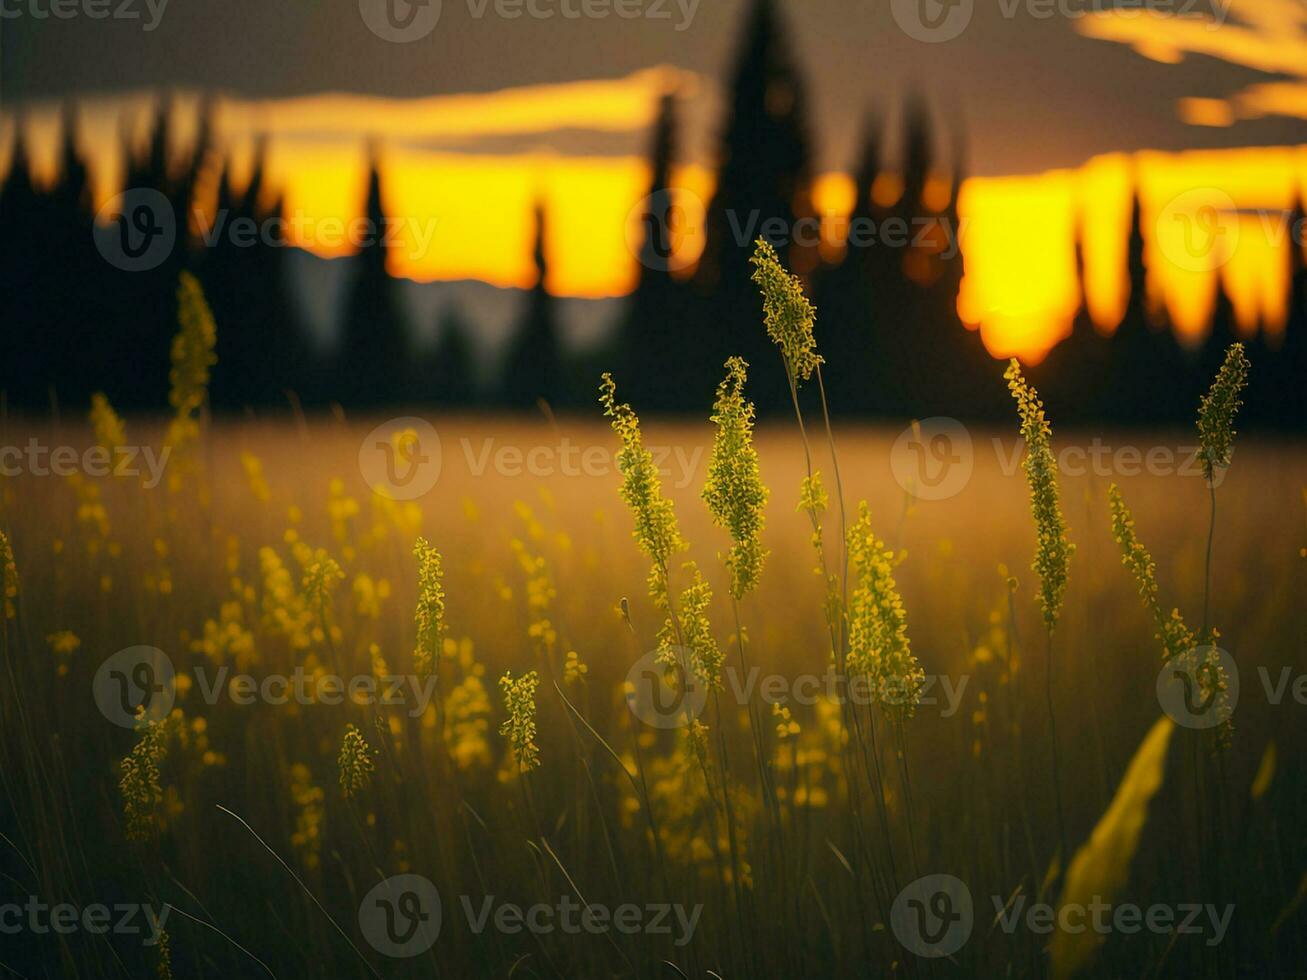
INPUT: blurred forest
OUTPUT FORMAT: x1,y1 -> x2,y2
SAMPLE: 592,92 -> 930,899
1,0 -> 1303,428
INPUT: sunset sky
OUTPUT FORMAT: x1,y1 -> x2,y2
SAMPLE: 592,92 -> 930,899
4,0 -> 1307,358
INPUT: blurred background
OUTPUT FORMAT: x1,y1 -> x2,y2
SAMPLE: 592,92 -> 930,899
1,0 -> 1305,425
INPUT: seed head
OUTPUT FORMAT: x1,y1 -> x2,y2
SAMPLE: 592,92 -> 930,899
1197,342 -> 1250,481
749,238 -> 822,384
0,530 -> 17,620
168,272 -> 217,426
89,392 -> 126,452
120,709 -> 168,841
499,669 -> 541,773
599,373 -> 685,607
337,723 -> 376,799
658,564 -> 725,690
1005,359 -> 1075,632
846,502 -> 923,718
1109,483 -> 1232,746
413,536 -> 447,679
703,357 -> 769,598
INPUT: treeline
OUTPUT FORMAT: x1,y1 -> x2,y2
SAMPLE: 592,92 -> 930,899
1,0 -> 1303,427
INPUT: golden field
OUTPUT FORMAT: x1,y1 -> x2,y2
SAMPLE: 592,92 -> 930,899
0,399 -> 1303,978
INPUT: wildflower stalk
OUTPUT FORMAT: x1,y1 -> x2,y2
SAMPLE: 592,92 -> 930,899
1196,342 -> 1249,637
750,238 -> 893,931
1005,358 -> 1075,865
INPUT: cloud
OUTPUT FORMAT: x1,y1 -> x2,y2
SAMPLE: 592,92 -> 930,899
1076,0 -> 1307,122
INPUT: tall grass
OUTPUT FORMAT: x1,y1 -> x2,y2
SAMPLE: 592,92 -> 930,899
0,265 -> 1302,979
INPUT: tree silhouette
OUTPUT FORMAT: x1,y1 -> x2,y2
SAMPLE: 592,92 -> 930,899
500,201 -> 566,409
619,93 -> 693,411
693,0 -> 812,412
206,138 -> 314,411
336,152 -> 412,408
427,304 -> 478,407
1033,217 -> 1110,423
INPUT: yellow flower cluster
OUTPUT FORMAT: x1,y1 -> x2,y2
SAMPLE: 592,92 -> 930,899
498,669 -> 541,773
703,357 -> 769,599
658,566 -> 724,691
749,238 -> 822,384
599,373 -> 685,608
191,600 -> 257,671
1108,485 -> 1231,745
1197,342 -> 1250,481
89,392 -> 126,453
338,723 -> 376,799
0,530 -> 17,620
1005,359 -> 1075,631
445,670 -> 493,771
164,272 -> 217,486
258,547 -> 315,650
413,537 -> 447,679
288,763 -> 325,871
846,502 -> 923,718
240,452 -> 271,502
120,709 -> 169,841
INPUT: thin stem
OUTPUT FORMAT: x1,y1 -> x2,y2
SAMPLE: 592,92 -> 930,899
1202,479 -> 1216,639
1045,628 -> 1068,867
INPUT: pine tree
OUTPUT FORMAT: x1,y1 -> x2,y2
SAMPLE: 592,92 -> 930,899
336,152 -> 412,408
500,201 -> 565,409
621,93 -> 692,411
693,0 -> 812,412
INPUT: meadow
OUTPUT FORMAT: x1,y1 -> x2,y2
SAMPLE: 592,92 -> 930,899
0,262 -> 1304,980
